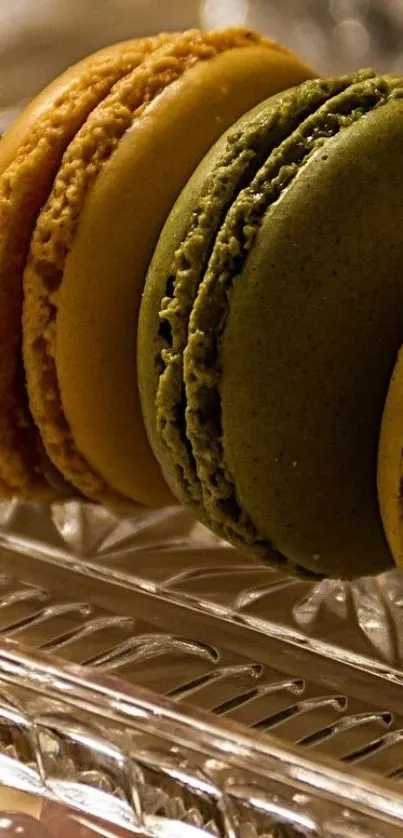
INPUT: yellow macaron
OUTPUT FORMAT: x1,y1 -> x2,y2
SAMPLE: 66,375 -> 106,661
21,28 -> 315,505
0,33 -> 170,497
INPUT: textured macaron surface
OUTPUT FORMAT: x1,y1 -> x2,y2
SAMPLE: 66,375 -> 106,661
23,27 -> 314,506
0,34 -> 167,497
141,71 -> 403,578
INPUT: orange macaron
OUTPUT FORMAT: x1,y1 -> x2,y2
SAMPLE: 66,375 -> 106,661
0,33 -> 171,498
16,28 -> 314,505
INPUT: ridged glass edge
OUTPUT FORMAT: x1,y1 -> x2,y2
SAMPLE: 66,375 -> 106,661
0,639 -> 402,837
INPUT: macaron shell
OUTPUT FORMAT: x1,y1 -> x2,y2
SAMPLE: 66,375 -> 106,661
56,45 -> 315,506
220,100 -> 403,578
24,31 -> 211,507
24,29 -> 315,505
140,77 -> 364,518
0,35 -> 166,497
378,348 -> 403,568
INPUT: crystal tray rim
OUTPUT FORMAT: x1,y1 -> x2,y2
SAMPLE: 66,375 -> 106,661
1,638 -> 403,837
2,501 -> 403,836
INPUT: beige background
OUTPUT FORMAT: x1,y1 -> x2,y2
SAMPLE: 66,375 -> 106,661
0,0 -> 402,130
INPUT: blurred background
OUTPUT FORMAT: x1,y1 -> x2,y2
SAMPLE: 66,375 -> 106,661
0,0 -> 402,128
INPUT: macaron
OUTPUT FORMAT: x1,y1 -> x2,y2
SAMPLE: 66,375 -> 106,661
20,28 -> 315,506
0,32 -> 172,499
138,70 -> 403,579
378,354 -> 403,570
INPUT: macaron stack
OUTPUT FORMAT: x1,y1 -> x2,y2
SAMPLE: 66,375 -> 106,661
2,26 -> 403,580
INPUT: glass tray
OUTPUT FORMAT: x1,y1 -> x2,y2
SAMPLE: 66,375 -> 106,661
1,501 -> 403,836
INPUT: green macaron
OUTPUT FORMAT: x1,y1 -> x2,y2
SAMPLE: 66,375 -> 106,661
138,70 -> 403,579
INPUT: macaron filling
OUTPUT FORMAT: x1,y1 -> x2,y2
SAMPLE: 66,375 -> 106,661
156,71 -> 403,576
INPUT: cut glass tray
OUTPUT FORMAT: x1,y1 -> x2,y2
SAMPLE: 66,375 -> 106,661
1,500 -> 403,836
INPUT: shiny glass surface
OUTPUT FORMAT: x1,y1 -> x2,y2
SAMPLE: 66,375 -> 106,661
0,502 -> 403,835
